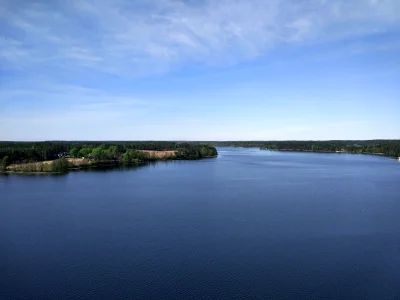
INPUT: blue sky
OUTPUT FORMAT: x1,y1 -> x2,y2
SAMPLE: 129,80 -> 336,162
1,0 -> 399,141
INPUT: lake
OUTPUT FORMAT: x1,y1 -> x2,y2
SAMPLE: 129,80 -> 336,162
1,147 -> 400,300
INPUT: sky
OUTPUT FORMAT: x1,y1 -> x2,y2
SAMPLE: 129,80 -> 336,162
1,0 -> 399,141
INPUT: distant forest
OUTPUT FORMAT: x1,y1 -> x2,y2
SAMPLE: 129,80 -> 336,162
0,142 -> 218,171
209,140 -> 400,157
1,140 -> 399,172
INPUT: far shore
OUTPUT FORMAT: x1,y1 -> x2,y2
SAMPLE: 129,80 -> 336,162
259,148 -> 399,158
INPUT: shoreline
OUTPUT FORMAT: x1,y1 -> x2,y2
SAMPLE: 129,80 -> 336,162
1,155 -> 219,175
259,148 -> 398,158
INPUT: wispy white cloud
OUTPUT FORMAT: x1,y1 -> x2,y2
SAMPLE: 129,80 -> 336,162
0,84 -> 150,141
1,0 -> 399,140
1,0 -> 399,76
0,81 -> 148,125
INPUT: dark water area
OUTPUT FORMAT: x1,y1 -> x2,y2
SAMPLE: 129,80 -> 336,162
1,147 -> 400,300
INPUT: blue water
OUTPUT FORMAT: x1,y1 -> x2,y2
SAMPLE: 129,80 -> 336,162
1,147 -> 400,300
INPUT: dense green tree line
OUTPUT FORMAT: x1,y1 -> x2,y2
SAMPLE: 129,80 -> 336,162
175,144 -> 218,160
210,140 -> 400,157
0,142 -> 218,166
122,149 -> 153,164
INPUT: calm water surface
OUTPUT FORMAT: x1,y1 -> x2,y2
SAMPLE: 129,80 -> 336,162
1,147 -> 400,300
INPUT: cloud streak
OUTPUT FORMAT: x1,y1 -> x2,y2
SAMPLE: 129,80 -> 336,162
1,0 -> 399,141
1,0 -> 399,76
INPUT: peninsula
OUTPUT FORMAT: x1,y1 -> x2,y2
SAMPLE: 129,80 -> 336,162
0,142 -> 218,174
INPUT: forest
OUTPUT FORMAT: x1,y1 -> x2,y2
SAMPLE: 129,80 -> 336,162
2,140 -> 399,173
210,140 -> 400,157
0,142 -> 218,173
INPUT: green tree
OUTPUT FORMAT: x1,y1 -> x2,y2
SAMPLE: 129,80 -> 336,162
122,149 -> 149,164
104,149 -> 114,160
1,155 -> 10,171
78,148 -> 91,158
108,146 -> 118,157
200,146 -> 217,158
52,158 -> 69,173
70,147 -> 80,158
91,148 -> 105,160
